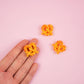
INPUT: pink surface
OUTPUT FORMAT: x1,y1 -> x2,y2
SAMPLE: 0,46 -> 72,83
0,0 -> 84,84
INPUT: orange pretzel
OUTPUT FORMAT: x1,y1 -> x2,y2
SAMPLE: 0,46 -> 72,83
52,41 -> 66,54
41,24 -> 53,36
24,43 -> 39,57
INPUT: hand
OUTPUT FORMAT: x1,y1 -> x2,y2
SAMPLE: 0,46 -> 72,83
0,39 -> 39,84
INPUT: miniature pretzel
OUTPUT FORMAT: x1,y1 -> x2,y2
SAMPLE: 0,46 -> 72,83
24,43 -> 39,57
41,24 -> 53,36
52,41 -> 66,54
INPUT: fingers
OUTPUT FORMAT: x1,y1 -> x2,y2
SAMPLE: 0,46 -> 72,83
21,63 -> 38,84
7,51 -> 28,76
7,38 -> 39,76
14,39 -> 39,83
30,38 -> 38,44
14,49 -> 39,83
0,40 -> 28,71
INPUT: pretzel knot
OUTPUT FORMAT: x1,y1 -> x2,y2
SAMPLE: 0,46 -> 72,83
41,24 -> 53,36
24,43 -> 39,57
52,41 -> 66,54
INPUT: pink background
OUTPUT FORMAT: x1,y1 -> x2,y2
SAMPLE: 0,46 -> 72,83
0,0 -> 84,84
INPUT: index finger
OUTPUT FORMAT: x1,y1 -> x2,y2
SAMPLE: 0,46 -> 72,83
0,40 -> 28,71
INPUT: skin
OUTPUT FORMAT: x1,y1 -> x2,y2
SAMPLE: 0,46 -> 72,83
0,39 -> 39,84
